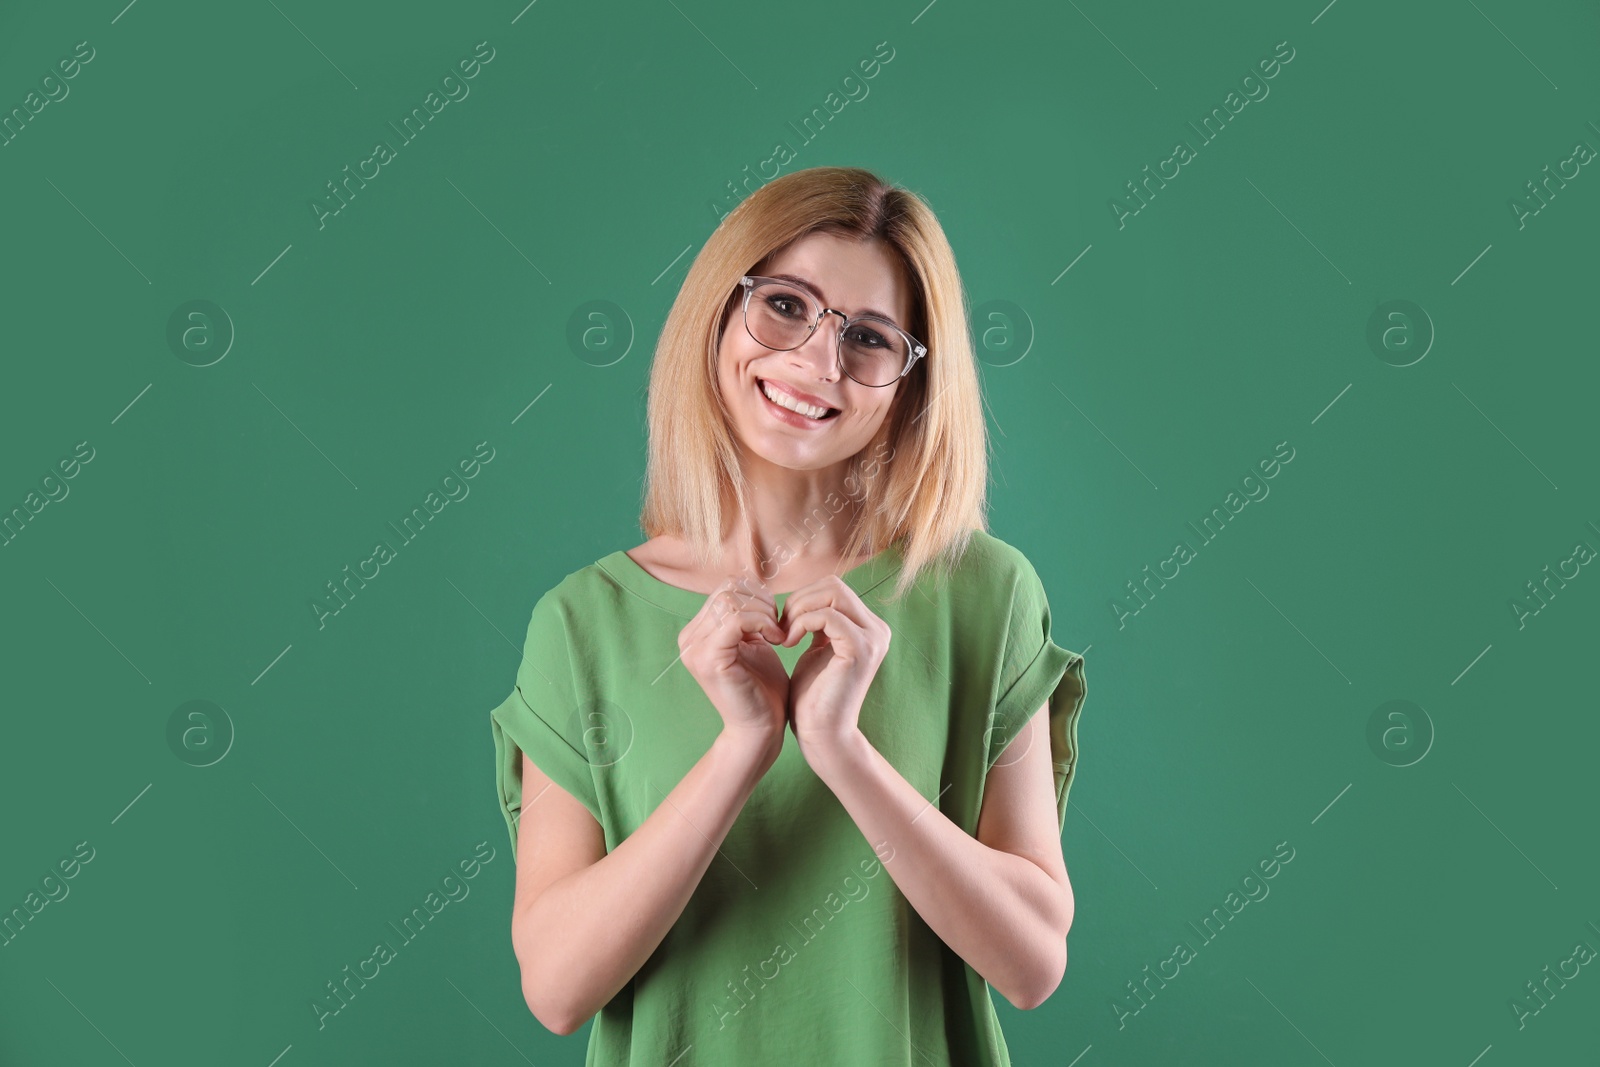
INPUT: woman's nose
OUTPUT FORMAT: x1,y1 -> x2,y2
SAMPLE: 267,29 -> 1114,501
790,310 -> 845,380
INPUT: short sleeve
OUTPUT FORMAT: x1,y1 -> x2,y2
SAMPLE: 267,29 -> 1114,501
985,554 -> 1089,833
488,590 -> 603,859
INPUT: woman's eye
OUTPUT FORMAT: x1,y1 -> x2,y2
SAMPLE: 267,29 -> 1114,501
847,326 -> 889,347
769,297 -> 805,318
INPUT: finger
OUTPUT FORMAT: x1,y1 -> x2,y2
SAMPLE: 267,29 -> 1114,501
705,585 -> 778,633
710,577 -> 777,628
680,585 -> 729,649
781,605 -> 860,651
712,606 -> 787,651
681,582 -> 776,656
780,575 -> 870,630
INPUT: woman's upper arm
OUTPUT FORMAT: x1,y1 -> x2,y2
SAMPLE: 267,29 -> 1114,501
976,701 -> 1070,889
513,751 -> 607,918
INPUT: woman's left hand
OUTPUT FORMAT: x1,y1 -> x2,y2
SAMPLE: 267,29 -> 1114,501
778,574 -> 891,754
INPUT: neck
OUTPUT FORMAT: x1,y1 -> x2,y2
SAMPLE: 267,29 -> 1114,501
724,453 -> 869,588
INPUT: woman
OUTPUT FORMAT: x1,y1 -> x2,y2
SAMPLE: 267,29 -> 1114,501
489,165 -> 1088,1065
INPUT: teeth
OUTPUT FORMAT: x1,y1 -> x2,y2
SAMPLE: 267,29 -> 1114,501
760,380 -> 831,420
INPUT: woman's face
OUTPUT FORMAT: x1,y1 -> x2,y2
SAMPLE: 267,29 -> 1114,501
716,231 -> 915,473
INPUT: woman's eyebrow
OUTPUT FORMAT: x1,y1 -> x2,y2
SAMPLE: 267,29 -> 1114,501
768,272 -> 904,329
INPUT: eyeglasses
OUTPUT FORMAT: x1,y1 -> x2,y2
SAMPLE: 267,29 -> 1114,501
737,275 -> 926,388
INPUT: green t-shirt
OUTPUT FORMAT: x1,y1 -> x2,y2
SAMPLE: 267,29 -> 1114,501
489,528 -> 1087,1066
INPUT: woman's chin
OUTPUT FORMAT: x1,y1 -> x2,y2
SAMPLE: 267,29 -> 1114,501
740,435 -> 845,472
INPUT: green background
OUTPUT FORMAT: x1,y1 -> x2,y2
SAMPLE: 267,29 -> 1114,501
2,0 -> 1596,1064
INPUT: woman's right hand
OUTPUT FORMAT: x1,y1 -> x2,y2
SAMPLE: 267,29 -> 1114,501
678,576 -> 789,744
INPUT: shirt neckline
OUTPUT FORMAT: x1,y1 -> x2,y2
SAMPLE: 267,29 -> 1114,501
596,540 -> 905,618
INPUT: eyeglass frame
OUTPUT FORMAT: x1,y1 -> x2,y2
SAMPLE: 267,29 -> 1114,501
737,275 -> 927,388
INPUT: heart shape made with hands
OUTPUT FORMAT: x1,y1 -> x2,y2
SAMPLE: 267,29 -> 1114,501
733,602 -> 825,668
720,575 -> 877,663
672,565 -> 890,743
725,578 -> 888,738
732,608 -> 843,735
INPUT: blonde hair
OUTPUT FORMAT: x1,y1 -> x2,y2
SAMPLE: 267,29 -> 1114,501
639,166 -> 988,601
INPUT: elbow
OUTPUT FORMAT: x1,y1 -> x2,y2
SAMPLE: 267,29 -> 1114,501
1004,879 -> 1073,1010
1002,936 -> 1068,1011
514,915 -> 586,1036
1005,988 -> 1052,1012
521,971 -> 586,1036
532,1003 -> 584,1037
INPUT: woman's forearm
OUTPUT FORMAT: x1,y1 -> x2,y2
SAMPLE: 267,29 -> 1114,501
800,727 -> 1072,1009
513,726 -> 780,1034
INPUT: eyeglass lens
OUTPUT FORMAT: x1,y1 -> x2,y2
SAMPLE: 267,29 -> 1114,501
745,280 -> 910,386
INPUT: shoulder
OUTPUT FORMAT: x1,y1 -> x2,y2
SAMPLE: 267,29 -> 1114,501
945,528 -> 1042,590
512,551 -> 638,688
935,531 -> 1057,653
901,530 -> 1047,636
526,550 -> 631,626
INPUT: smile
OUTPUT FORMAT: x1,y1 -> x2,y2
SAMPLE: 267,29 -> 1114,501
756,378 -> 840,424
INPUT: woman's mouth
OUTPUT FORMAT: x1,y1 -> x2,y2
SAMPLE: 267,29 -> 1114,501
756,378 -> 840,426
